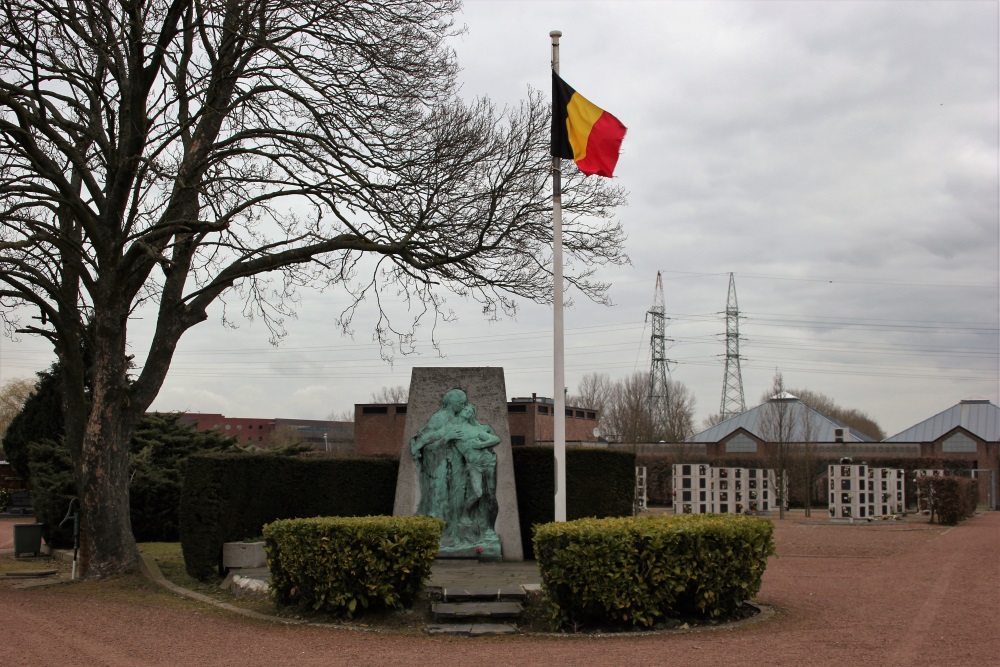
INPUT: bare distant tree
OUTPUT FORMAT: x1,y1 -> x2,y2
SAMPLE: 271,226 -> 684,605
593,372 -> 696,444
797,405 -> 819,517
603,372 -> 653,444
701,412 -> 727,430
326,408 -> 355,423
662,378 -> 696,443
757,371 -> 794,520
0,0 -> 626,576
370,385 -> 409,404
570,372 -> 614,437
0,377 -> 35,452
790,388 -> 886,440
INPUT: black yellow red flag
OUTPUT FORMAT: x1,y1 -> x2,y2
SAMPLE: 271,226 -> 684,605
551,71 -> 627,178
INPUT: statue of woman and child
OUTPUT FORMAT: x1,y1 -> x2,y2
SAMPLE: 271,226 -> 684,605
410,388 -> 501,556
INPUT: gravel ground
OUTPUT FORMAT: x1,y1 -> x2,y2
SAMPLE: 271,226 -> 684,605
1,511 -> 997,666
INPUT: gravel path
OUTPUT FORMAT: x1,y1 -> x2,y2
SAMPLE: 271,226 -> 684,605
1,511 -> 997,666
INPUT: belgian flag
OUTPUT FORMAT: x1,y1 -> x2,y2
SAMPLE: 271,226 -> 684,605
551,71 -> 627,178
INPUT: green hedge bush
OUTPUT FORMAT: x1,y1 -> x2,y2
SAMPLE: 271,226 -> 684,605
915,476 -> 978,525
264,515 -> 442,617
533,513 -> 774,629
513,446 -> 635,552
179,453 -> 398,580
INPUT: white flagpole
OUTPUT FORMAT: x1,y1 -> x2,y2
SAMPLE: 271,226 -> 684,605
550,29 -> 567,523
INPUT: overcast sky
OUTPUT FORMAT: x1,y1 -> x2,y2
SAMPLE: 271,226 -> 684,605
1,0 -> 997,438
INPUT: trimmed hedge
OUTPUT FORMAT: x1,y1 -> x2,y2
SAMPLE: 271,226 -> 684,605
180,453 -> 398,580
915,476 -> 979,525
182,447 -> 635,578
264,515 -> 442,617
533,513 -> 774,629
513,447 -> 636,552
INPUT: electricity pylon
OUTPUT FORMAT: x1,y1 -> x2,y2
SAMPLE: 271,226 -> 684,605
647,271 -> 672,439
719,272 -> 746,419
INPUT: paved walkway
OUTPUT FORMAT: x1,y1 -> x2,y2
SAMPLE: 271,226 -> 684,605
3,512 -> 999,666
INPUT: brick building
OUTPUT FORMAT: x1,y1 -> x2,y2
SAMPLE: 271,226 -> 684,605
354,394 -> 601,457
676,396 -> 998,509
178,413 -> 353,452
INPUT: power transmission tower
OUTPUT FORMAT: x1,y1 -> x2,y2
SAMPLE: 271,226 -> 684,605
647,271 -> 672,440
719,272 -> 746,419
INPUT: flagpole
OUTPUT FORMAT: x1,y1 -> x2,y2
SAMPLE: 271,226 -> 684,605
550,29 -> 567,523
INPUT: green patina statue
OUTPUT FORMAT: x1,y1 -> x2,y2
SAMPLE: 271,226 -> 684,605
410,389 -> 501,559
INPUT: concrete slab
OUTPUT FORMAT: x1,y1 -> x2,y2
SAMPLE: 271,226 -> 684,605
426,623 -> 519,636
442,585 -> 526,602
432,601 -> 523,620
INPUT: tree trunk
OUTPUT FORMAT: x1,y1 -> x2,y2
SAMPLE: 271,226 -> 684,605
71,309 -> 141,577
78,406 -> 140,577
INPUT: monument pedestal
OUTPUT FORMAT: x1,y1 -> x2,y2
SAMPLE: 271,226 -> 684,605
393,367 -> 523,562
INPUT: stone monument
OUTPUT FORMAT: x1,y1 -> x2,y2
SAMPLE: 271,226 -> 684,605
393,367 -> 523,561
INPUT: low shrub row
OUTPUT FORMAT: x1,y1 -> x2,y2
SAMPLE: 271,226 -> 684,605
915,476 -> 978,525
533,513 -> 774,629
264,515 -> 442,617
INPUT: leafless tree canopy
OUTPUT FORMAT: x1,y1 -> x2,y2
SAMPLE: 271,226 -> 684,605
788,388 -> 885,441
0,376 -> 35,447
0,0 -> 627,576
572,372 -> 695,444
370,384 -> 409,404
758,371 -> 794,518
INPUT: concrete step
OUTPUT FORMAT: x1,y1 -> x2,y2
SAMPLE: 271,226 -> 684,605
431,600 -> 524,622
442,585 -> 527,603
426,622 -> 519,636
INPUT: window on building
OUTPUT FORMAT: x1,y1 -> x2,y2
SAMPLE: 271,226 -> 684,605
395,406 -> 407,414
942,432 -> 977,453
725,433 -> 757,453
508,404 -> 527,413
586,411 -> 597,420
565,408 -> 573,417
511,435 -> 526,446
362,406 -> 389,414
537,406 -> 549,415
575,410 -> 585,418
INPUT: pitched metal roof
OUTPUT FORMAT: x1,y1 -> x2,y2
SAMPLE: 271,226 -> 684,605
687,396 -> 876,443
884,400 -> 1000,442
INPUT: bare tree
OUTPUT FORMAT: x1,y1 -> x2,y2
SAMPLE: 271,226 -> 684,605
701,412 -> 726,430
603,372 -> 654,444
590,372 -> 696,444
798,404 -> 819,517
791,387 -> 886,440
326,408 -> 355,423
757,371 -> 794,519
370,385 -> 409,404
0,0 -> 626,576
0,376 -> 35,451
569,372 -> 614,437
661,378 -> 696,443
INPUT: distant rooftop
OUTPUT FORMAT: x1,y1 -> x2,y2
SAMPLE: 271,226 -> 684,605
884,400 -> 999,442
688,395 -> 875,443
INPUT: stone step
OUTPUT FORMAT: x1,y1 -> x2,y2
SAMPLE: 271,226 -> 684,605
442,585 -> 527,603
426,622 -> 519,637
431,600 -> 524,622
